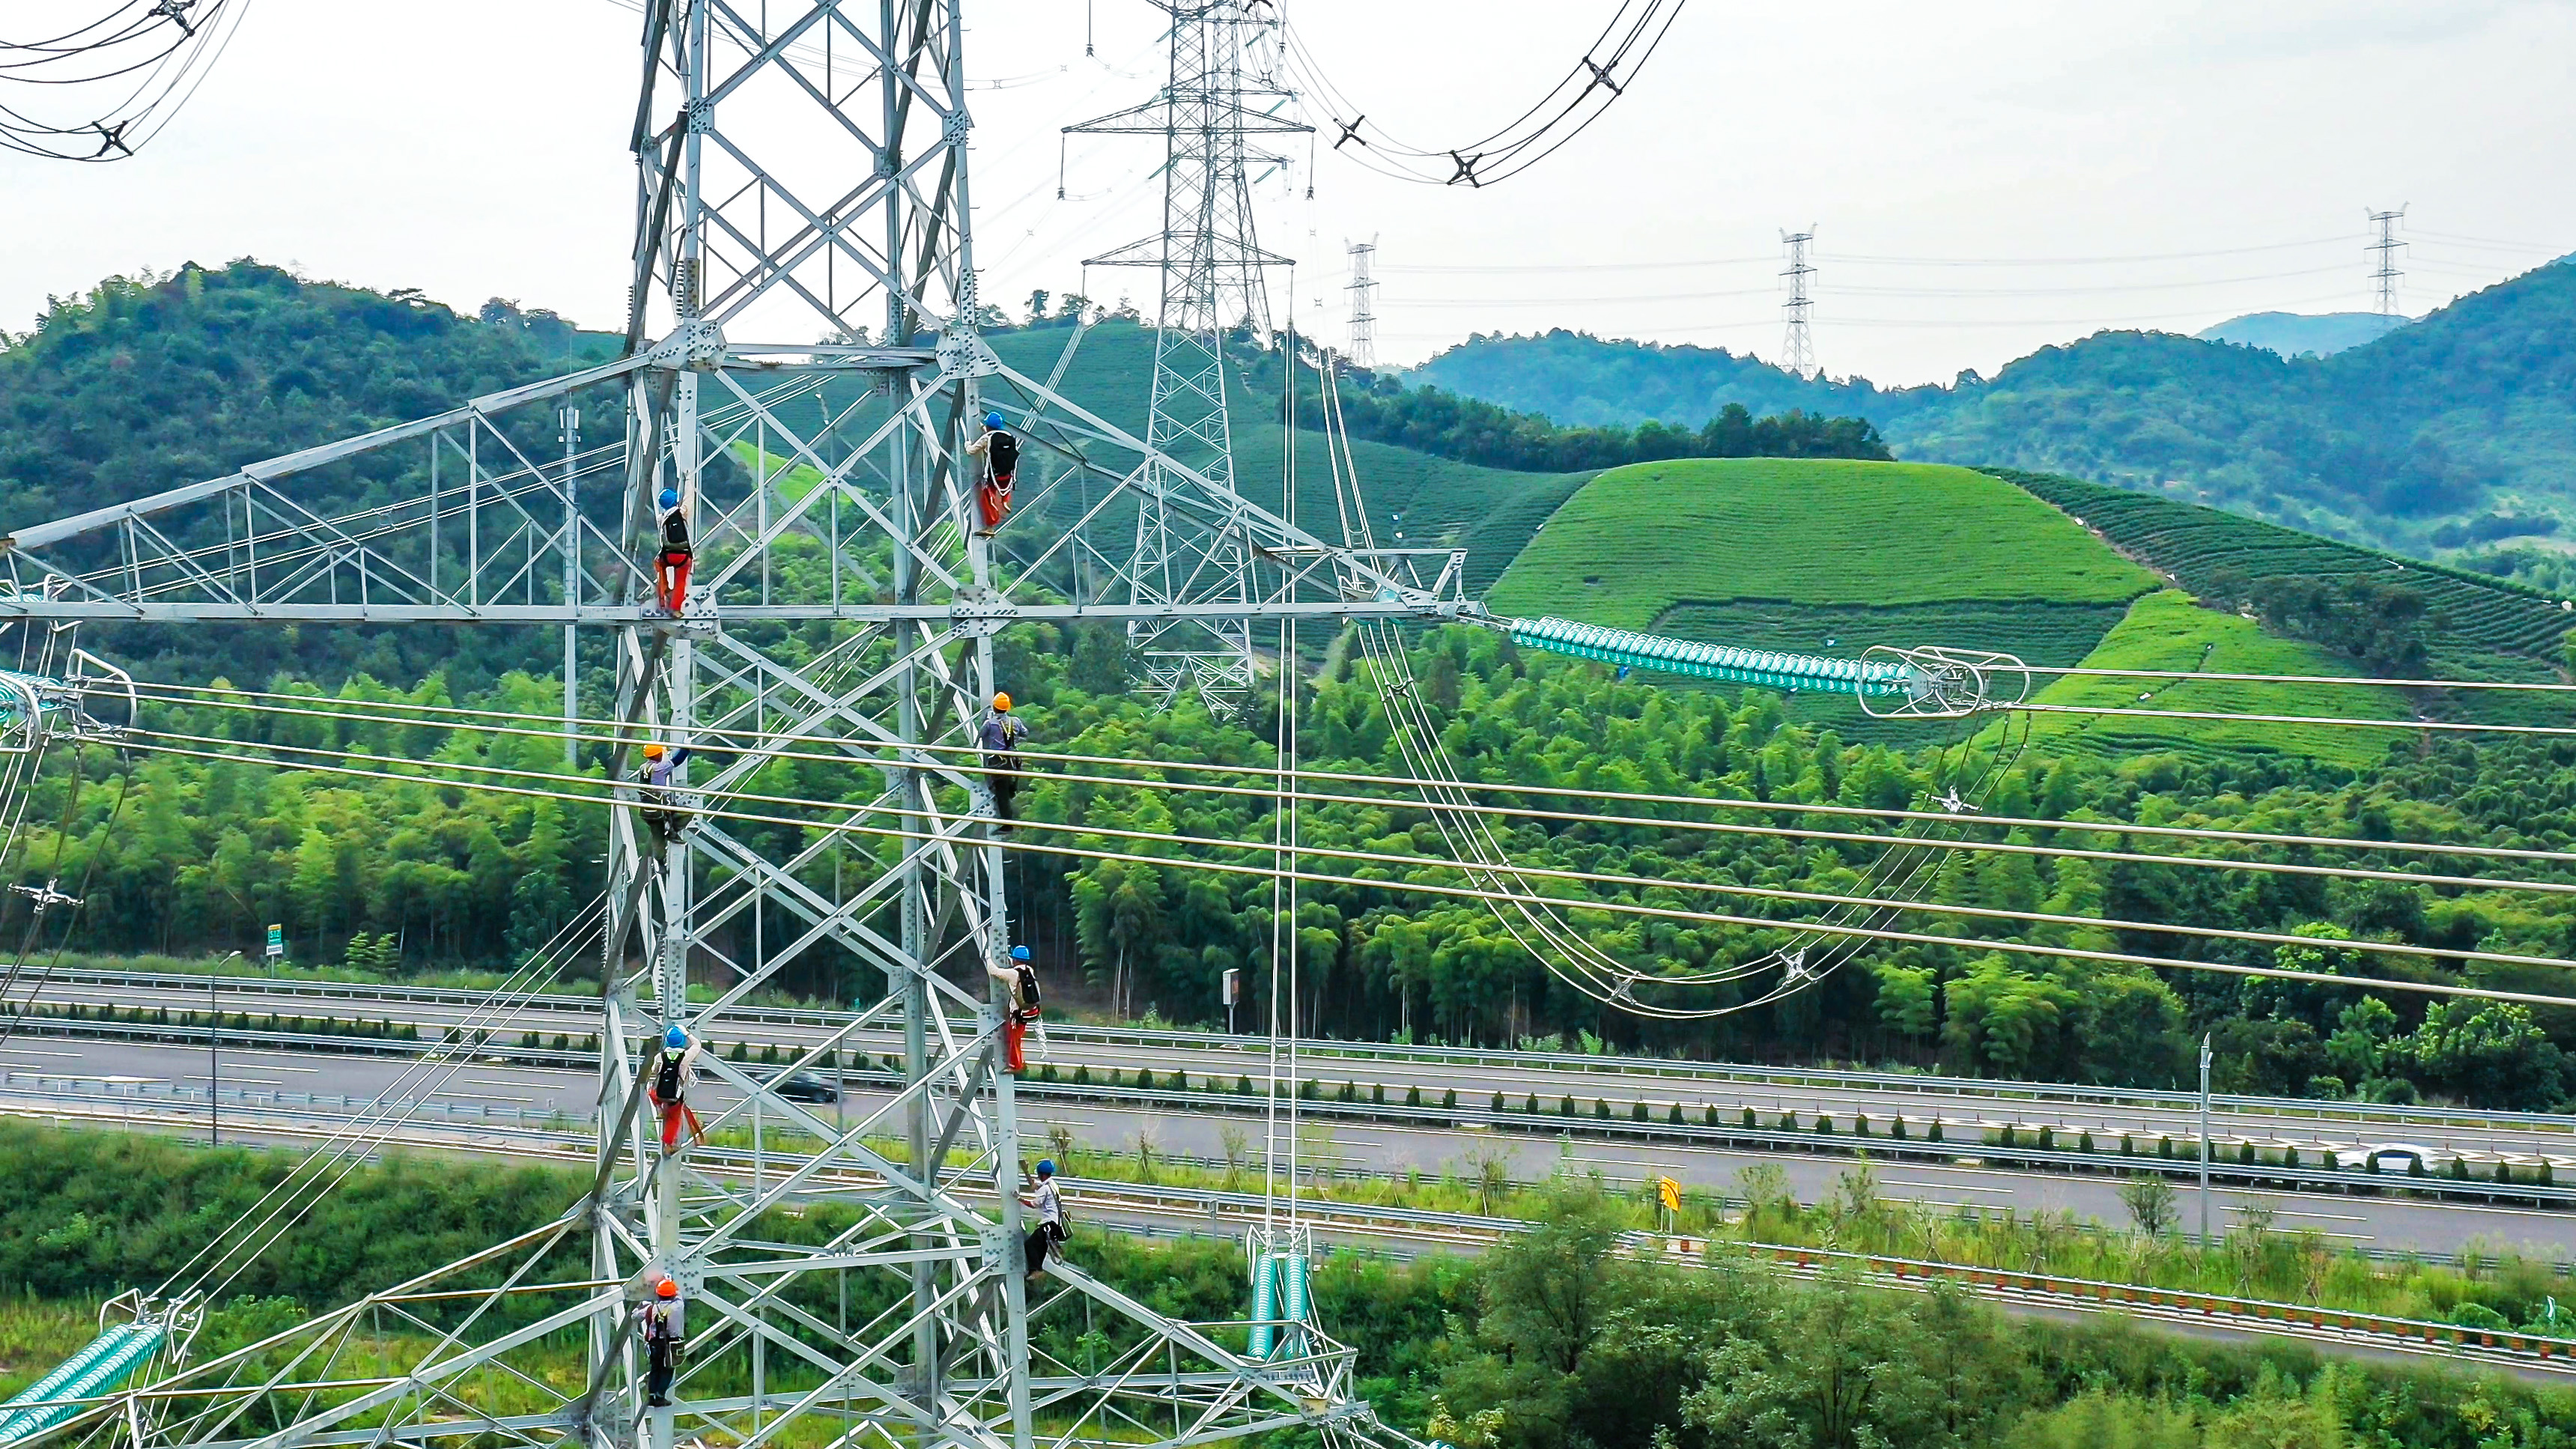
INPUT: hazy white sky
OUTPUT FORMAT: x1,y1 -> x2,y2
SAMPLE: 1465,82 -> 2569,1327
8,0 -> 2574,385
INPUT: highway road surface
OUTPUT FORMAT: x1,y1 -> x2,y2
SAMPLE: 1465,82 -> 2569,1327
7,1035 -> 2571,1262
34,973 -> 2576,1172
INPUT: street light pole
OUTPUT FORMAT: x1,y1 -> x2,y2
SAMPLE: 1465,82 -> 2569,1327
211,949 -> 242,1145
2198,1032 -> 2214,1247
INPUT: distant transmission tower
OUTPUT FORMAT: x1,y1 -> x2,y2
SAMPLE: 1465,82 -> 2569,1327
2367,205 -> 2409,315
1068,3 -> 1310,713
1780,225 -> 1817,378
1346,236 -> 1379,368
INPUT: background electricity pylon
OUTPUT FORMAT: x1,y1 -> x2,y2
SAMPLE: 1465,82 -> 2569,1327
1346,237 -> 1380,369
2368,205 -> 2408,315
1066,2 -> 1312,714
1780,225 -> 1817,379
0,3 -> 1461,1448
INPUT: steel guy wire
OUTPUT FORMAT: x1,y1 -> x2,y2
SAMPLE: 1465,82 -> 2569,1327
157,893 -> 607,1301
118,681 -> 2576,877
99,719 -> 2482,991
98,731 -> 2576,1017
121,675 -> 2576,892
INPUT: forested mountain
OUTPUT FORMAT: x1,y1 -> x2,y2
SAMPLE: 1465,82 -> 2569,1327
1409,256 -> 2576,554
13,263 -> 2576,1114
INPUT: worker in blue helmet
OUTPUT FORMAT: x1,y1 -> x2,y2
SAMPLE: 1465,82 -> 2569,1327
1019,1157 -> 1064,1283
652,484 -> 693,614
965,410 -> 1019,537
648,1024 -> 705,1152
1002,944 -> 1042,1073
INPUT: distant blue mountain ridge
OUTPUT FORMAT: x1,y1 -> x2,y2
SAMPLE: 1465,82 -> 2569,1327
2193,311 -> 2408,358
1403,255 -> 2576,555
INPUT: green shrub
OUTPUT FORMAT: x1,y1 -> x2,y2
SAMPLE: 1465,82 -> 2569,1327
1630,1100 -> 1648,1123
1239,1075 -> 1256,1095
1853,1114 -> 1871,1137
1073,1064 -> 1091,1085
1667,1103 -> 1684,1126
1928,1120 -> 1942,1143
1406,1085 -> 1423,1108
1561,1096 -> 1578,1116
1593,1099 -> 1611,1120
1137,1068 -> 1155,1090
1525,1094 -> 1540,1114
1443,1088 -> 1458,1110
1741,1107 -> 1757,1128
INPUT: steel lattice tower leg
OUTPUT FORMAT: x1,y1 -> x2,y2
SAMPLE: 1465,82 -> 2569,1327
0,5 -> 1465,1448
1069,3 -> 1307,715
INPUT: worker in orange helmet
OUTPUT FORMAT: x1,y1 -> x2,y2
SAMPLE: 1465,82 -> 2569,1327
639,1276 -> 684,1406
979,691 -> 1029,827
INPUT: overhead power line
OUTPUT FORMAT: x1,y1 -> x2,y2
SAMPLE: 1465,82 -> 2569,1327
0,0 -> 253,161
1284,0 -> 1686,188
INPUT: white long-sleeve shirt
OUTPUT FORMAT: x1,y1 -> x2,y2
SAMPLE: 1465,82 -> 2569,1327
1024,1176 -> 1062,1228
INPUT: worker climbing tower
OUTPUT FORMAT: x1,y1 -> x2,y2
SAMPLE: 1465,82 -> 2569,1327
0,2 -> 1461,1448
1066,2 -> 1310,714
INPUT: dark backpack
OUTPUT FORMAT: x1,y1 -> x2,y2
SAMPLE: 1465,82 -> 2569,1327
1014,964 -> 1041,1011
654,1052 -> 684,1099
987,431 -> 1019,477
660,509 -> 690,551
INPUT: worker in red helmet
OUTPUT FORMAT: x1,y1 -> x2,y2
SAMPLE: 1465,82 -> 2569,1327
639,1276 -> 684,1406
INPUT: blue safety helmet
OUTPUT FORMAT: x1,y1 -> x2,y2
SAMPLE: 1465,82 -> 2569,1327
983,411 -> 1006,430
1035,1159 -> 1055,1178
664,1025 -> 687,1050
659,487 -> 680,511
1010,945 -> 1030,962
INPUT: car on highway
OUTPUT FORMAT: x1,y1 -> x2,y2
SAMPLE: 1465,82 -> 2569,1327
2333,1143 -> 2436,1173
756,1069 -> 841,1104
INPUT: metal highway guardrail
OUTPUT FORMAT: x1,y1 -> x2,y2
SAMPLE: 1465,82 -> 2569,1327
7,1018 -> 2574,1209
7,1076 -> 2569,1385
33,964 -> 2576,1139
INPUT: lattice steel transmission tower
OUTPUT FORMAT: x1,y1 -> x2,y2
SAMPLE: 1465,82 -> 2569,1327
1780,226 -> 1817,378
2368,205 -> 2408,315
1066,3 -> 1310,713
1345,237 -> 1380,368
0,4 -> 1462,1449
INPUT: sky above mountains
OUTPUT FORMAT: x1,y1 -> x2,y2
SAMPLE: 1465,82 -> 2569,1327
7,0 -> 2575,386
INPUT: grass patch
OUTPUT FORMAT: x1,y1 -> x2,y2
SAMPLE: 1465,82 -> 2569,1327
2018,590 -> 2408,768
1489,458 -> 2157,628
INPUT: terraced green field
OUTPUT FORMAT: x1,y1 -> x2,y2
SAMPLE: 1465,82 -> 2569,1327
1992,468 -> 2575,659
1488,459 -> 2159,628
2017,591 -> 2408,770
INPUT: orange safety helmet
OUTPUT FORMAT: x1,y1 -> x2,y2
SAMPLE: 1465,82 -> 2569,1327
643,743 -> 666,759
992,692 -> 1012,711
655,1278 -> 678,1299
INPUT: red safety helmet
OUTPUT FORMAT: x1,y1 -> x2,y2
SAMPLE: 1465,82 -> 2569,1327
655,1278 -> 678,1299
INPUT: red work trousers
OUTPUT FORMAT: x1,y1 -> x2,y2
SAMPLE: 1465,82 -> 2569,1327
656,550 -> 694,613
655,1097 -> 702,1151
978,475 -> 1015,530
1005,1008 -> 1039,1073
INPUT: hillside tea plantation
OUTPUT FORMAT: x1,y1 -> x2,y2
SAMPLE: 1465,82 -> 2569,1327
1489,458 -> 2158,629
2017,591 -> 2408,768
1993,468 -> 2575,659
